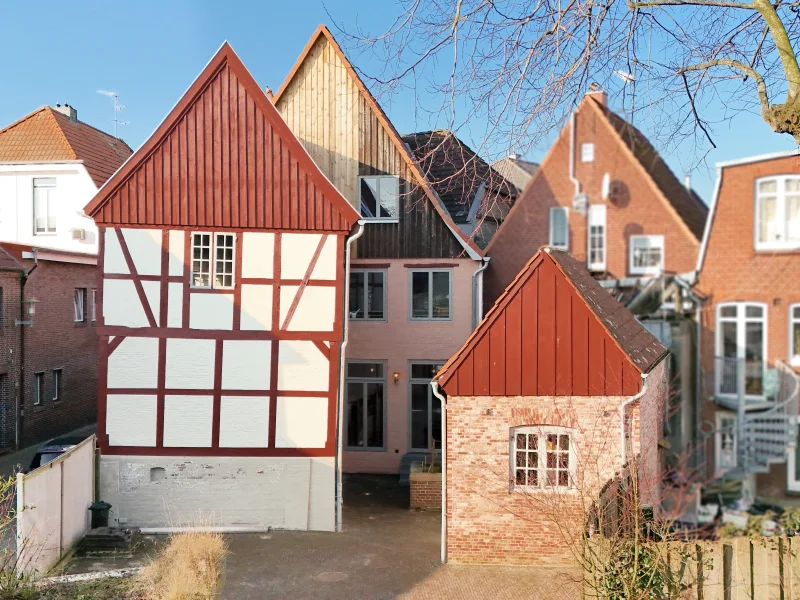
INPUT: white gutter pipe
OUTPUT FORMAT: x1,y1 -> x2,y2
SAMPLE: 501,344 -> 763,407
569,113 -> 581,198
620,373 -> 650,465
471,257 -> 490,329
336,219 -> 365,533
431,380 -> 447,564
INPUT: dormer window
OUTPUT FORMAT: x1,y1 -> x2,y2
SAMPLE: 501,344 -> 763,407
359,176 -> 399,222
755,176 -> 800,251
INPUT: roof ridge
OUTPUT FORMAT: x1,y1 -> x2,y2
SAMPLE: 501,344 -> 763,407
42,107 -> 78,160
53,110 -> 132,150
0,105 -> 48,137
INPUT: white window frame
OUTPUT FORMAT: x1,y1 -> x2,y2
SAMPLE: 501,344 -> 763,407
754,175 -> 800,251
788,421 -> 800,492
349,269 -> 387,321
52,368 -> 62,402
345,360 -> 387,451
33,372 -> 44,406
191,232 -> 236,290
408,269 -> 452,321
33,178 -> 57,235
548,207 -> 569,250
587,204 -> 606,271
714,412 -> 738,476
581,143 -> 595,163
359,175 -> 400,222
629,235 -> 664,276
408,361 -> 446,453
91,289 -> 97,322
714,302 -> 767,399
510,426 -> 576,492
789,303 -> 800,367
73,288 -> 86,323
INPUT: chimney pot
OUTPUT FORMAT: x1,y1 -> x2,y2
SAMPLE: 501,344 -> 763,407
586,85 -> 607,107
53,103 -> 77,122
508,153 -> 521,160
684,175 -> 691,190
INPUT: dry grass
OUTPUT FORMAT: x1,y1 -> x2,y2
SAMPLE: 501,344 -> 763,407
133,530 -> 227,600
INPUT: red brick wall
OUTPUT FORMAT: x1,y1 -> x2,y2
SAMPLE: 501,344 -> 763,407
696,154 -> 800,489
485,98 -> 701,308
445,362 -> 667,565
0,271 -> 23,448
410,475 -> 442,510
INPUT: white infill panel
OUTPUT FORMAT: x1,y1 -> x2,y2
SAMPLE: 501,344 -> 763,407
219,396 -> 270,447
275,396 -> 328,448
103,229 -> 129,274
167,282 -> 183,328
164,396 -> 213,447
142,281 -> 161,324
280,286 -> 336,331
278,341 -> 329,391
190,293 -> 234,330
242,232 -> 274,278
107,337 -> 159,388
122,228 -> 162,276
240,285 -> 272,331
280,233 -> 322,280
222,340 -> 271,389
309,235 -> 336,280
103,280 -> 149,328
168,230 -> 185,276
107,395 -> 157,446
165,338 -> 215,389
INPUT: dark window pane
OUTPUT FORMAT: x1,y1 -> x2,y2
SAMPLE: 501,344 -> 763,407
746,305 -> 763,318
431,405 -> 441,449
349,272 -> 365,319
558,471 -> 569,486
411,272 -> 429,318
366,272 -> 384,319
347,362 -> 383,379
558,453 -> 569,468
547,452 -> 556,468
411,406 -> 428,449
528,469 -> 538,487
515,469 -> 526,486
365,383 -> 384,447
529,435 -> 538,450
516,433 -> 526,450
411,363 -> 444,379
559,435 -> 569,450
720,305 -> 737,318
360,178 -> 378,218
546,470 -> 556,486
431,272 -> 450,318
347,382 -> 363,448
411,383 -> 428,412
516,451 -> 526,468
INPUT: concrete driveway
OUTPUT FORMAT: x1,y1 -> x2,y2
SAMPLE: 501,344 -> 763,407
221,475 -> 580,600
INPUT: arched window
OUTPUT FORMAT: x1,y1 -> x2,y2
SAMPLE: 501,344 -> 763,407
511,426 -> 575,490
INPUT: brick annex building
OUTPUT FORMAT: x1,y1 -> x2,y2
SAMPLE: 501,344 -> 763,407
0,105 -> 131,448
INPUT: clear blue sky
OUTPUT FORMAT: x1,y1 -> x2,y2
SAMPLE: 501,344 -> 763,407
1,0 -> 795,202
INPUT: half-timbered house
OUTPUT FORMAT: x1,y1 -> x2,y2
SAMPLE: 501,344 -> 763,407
84,43 -> 359,531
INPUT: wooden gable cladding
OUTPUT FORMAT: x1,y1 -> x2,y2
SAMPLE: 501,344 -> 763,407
273,26 -> 477,260
85,43 -> 358,233
437,250 -> 667,398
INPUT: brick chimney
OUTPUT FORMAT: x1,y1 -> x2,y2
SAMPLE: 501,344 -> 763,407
586,83 -> 607,107
53,103 -> 77,122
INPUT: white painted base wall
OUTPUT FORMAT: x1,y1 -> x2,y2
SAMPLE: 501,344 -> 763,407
99,455 -> 335,532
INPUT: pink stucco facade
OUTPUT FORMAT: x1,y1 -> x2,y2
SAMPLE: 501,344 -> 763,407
344,257 -> 480,473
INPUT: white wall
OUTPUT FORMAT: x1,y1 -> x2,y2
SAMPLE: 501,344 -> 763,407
98,455 -> 335,531
0,163 -> 99,253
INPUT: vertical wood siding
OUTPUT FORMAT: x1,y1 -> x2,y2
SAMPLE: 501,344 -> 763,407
440,254 -> 642,397
275,36 -> 465,259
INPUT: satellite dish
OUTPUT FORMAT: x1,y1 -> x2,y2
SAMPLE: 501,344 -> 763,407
602,173 -> 611,200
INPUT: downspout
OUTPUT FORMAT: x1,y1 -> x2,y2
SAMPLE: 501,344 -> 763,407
431,380 -> 447,564
695,302 -> 703,466
471,258 -> 490,329
569,113 -> 580,198
335,220 -> 365,533
620,372 -> 649,464
17,250 -> 38,450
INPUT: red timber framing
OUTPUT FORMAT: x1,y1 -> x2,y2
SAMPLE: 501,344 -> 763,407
86,42 -> 359,459
436,248 -> 668,398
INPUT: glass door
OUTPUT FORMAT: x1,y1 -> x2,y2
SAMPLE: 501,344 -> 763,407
409,362 -> 444,452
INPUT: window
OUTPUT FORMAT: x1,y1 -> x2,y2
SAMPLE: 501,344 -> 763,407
349,270 -> 386,320
755,176 -> 800,251
359,176 -> 399,221
33,178 -> 56,235
511,427 -> 574,490
74,288 -> 86,323
191,233 -> 235,289
410,270 -> 451,320
52,369 -> 62,401
715,302 -> 766,398
587,205 -> 606,271
789,423 -> 800,492
91,289 -> 97,322
714,412 -> 737,475
629,235 -> 664,275
346,361 -> 385,449
791,304 -> 800,367
548,207 -> 569,250
33,372 -> 44,406
581,143 -> 595,163
409,362 -> 444,452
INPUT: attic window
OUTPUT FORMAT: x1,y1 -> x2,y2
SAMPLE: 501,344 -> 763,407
629,235 -> 663,276
360,176 -> 399,222
755,176 -> 800,251
581,143 -> 595,163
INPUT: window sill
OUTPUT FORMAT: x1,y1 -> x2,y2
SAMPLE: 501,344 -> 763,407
73,321 -> 88,328
349,318 -> 387,323
511,485 -> 577,496
754,246 -> 800,254
345,446 -> 387,453
409,318 -> 452,322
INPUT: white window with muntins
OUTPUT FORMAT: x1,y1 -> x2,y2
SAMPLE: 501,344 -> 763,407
790,304 -> 800,367
581,143 -> 595,163
629,235 -> 664,275
788,422 -> 800,492
511,426 -> 574,490
755,176 -> 800,251
714,412 -> 737,475
409,362 -> 444,452
587,204 -> 606,271
409,270 -> 451,320
549,207 -> 569,250
346,361 -> 386,450
191,232 -> 235,289
715,302 -> 766,399
33,178 -> 56,235
349,270 -> 386,320
359,175 -> 399,221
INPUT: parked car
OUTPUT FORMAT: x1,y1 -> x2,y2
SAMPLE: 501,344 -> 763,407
27,435 -> 88,471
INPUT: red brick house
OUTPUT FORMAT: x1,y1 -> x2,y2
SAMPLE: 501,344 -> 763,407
696,150 -> 800,500
484,90 -> 708,309
434,247 -> 669,565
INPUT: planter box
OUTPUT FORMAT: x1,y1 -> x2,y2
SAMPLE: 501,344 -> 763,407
409,465 -> 442,510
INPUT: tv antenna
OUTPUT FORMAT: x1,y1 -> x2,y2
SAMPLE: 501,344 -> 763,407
96,90 -> 129,137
